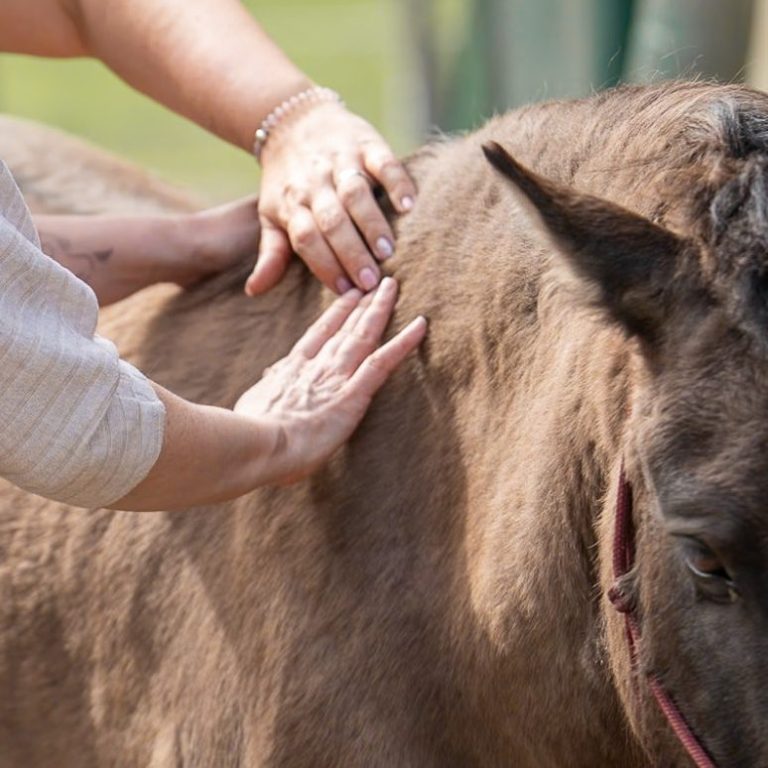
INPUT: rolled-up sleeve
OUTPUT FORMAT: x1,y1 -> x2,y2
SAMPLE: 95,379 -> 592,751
0,163 -> 165,508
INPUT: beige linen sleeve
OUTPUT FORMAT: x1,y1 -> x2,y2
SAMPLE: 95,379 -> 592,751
0,162 -> 165,508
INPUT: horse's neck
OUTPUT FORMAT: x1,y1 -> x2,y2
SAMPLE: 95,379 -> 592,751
400,268 -> 634,760
385,112 -> 636,639
457,282 -> 630,621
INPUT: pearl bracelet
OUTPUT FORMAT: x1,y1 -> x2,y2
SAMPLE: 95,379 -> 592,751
253,86 -> 344,162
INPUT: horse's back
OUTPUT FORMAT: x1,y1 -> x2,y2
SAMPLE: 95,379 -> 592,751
0,95 -> 662,766
0,114 -> 199,215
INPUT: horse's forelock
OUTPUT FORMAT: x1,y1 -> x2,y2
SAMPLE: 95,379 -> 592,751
717,99 -> 768,160
674,93 -> 768,347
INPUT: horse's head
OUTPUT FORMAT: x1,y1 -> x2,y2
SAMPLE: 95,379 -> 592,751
484,90 -> 768,767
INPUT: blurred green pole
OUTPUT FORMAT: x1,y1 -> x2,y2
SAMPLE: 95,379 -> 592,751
441,0 -> 494,130
441,0 -> 634,131
401,0 -> 440,132
625,0 -> 755,82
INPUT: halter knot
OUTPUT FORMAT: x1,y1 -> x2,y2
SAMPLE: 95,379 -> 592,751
607,582 -> 634,614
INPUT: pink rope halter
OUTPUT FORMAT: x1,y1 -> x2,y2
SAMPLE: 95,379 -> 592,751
607,468 -> 718,768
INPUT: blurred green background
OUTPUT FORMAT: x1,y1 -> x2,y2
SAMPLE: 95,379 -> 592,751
0,0 -> 423,202
1,0 -> 767,204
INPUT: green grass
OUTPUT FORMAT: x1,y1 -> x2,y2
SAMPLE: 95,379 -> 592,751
0,0 -> 418,203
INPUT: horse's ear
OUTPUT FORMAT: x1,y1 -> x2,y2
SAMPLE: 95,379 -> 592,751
482,141 -> 687,344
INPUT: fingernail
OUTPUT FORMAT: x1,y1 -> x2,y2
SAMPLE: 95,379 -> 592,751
376,236 -> 394,260
401,196 -> 414,212
336,276 -> 353,294
359,267 -> 379,291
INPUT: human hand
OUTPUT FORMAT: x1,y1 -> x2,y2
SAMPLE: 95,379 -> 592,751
173,196 -> 261,287
244,100 -> 417,297
234,277 -> 426,485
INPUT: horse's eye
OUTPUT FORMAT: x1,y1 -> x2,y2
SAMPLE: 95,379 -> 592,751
681,539 -> 739,604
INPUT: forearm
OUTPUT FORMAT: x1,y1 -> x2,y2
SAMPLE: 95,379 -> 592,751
70,0 -> 310,151
113,280 -> 427,511
36,213 -> 190,305
0,0 -> 308,150
111,385 -> 278,512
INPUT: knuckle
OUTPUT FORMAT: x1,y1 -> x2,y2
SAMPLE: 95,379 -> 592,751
337,297 -> 359,315
377,158 -> 400,178
315,320 -> 335,338
351,326 -> 378,346
276,200 -> 292,225
363,352 -> 388,374
289,349 -> 310,365
338,180 -> 369,208
257,195 -> 277,216
290,220 -> 319,251
286,183 -> 310,206
311,156 -> 334,178
315,206 -> 347,234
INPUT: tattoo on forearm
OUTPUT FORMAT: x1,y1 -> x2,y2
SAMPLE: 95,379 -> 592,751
39,231 -> 113,287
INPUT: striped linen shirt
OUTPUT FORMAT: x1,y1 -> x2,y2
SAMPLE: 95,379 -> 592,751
0,160 -> 165,508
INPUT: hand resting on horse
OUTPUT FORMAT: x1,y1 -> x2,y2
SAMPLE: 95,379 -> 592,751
113,278 -> 427,511
34,196 -> 262,306
0,0 -> 422,513
0,0 -> 416,298
246,99 -> 416,298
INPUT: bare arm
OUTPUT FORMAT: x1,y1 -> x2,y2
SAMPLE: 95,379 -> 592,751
113,385 -> 280,511
0,0 -> 84,57
0,0 -> 417,295
35,197 -> 261,305
113,280 -> 427,511
0,0 -> 304,151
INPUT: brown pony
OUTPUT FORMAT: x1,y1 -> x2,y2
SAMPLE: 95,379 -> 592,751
1,82 -> 767,767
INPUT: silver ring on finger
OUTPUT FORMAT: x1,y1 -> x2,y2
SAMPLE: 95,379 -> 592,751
336,168 -> 371,187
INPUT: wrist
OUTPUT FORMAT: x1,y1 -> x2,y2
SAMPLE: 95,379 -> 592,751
160,213 -> 212,287
242,415 -> 288,487
253,85 -> 344,164
233,74 -> 313,152
216,408 -> 280,493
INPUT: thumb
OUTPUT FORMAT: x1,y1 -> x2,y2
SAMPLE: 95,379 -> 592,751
245,219 -> 292,296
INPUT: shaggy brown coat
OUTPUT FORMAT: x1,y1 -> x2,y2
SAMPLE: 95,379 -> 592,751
1,82 -> 768,767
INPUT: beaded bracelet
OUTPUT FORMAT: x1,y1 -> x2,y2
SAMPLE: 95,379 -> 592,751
253,86 -> 344,162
